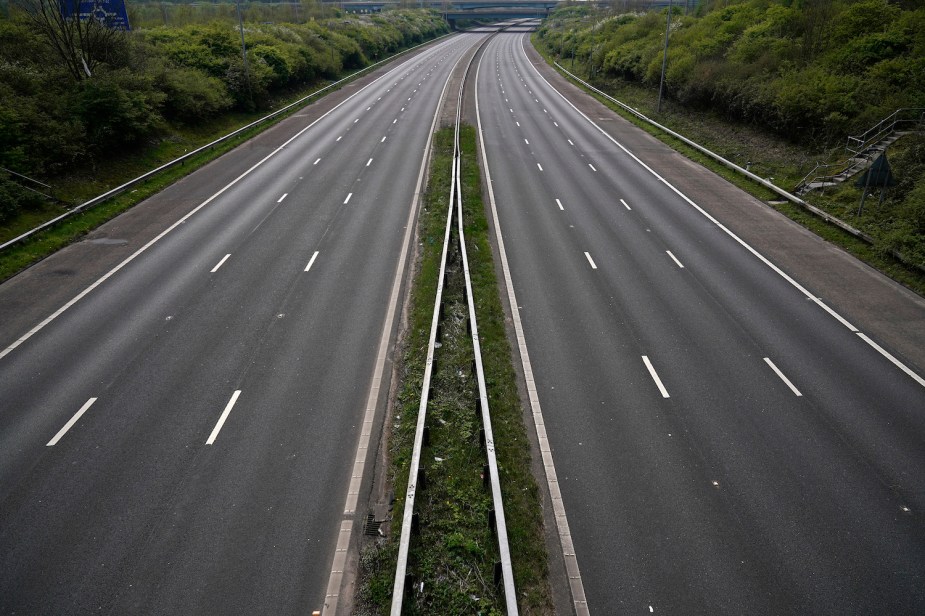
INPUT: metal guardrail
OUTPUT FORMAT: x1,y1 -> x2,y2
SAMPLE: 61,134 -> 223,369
0,33 -> 451,254
391,31 -> 518,615
553,63 -> 925,273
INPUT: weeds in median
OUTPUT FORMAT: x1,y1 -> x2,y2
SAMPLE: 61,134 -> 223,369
355,126 -> 552,614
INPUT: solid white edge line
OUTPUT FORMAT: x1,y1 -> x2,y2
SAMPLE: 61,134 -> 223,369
763,357 -> 803,397
211,254 -> 231,273
642,355 -> 670,398
325,35 -> 465,616
277,193 -> 288,203
475,35 -> 590,615
47,397 -> 97,446
666,250 -> 685,269
206,390 -> 241,445
621,198 -> 631,210
521,37 -> 862,337
304,251 -> 319,272
856,333 -> 925,388
584,252 -> 598,269
0,43 -> 440,363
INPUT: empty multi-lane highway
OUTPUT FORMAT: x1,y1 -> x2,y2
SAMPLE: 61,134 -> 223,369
476,32 -> 925,615
0,33 -> 489,615
1,25 -> 924,616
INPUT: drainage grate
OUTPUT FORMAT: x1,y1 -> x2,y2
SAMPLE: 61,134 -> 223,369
364,513 -> 383,537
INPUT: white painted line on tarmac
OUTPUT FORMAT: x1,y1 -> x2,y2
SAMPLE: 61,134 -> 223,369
764,358 -> 802,396
206,390 -> 241,445
537,163 -> 543,171
856,333 -> 925,388
211,254 -> 231,273
584,252 -> 597,269
304,251 -> 319,272
381,136 -> 387,142
554,121 -> 559,126
314,158 -> 321,165
47,398 -> 97,446
353,118 -> 359,123
524,138 -> 530,145
642,356 -> 670,398
556,199 -> 564,211
568,139 -> 574,146
277,193 -> 288,203
344,192 -> 353,204
621,198 -> 631,210
589,163 -> 597,172
666,250 -> 685,268
367,158 -> 373,167
336,136 -> 342,141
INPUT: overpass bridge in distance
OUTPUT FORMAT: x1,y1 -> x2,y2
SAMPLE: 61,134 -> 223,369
328,1 -> 690,19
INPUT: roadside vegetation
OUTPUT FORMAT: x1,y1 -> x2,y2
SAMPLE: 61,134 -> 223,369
536,0 -> 925,286
0,2 -> 448,270
356,126 -> 552,614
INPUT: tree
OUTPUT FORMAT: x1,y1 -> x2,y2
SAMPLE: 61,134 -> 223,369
14,0 -> 125,81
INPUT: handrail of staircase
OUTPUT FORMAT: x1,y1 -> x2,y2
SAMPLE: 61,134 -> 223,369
846,107 -> 925,155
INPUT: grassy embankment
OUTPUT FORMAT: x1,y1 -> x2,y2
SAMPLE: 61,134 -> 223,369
534,1 -> 925,295
356,126 -> 552,615
0,8 -> 449,280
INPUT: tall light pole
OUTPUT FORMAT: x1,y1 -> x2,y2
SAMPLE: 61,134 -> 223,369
656,0 -> 673,113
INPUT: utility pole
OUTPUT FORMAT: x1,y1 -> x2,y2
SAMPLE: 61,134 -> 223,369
656,0 -> 673,113
235,0 -> 252,105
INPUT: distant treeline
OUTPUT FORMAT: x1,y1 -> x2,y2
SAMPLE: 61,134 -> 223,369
539,0 -> 925,143
0,6 -> 448,220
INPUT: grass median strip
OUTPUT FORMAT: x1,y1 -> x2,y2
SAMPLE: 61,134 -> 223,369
356,126 -> 552,614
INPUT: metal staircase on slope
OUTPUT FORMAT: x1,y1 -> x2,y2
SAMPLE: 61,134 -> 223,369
795,108 -> 924,196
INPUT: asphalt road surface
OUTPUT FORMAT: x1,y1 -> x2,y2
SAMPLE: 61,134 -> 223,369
0,33 -> 486,615
475,33 -> 925,615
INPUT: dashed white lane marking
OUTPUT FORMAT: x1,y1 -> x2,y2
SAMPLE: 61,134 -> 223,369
516,121 -> 520,127
353,118 -> 359,124
47,398 -> 97,446
537,163 -> 543,171
344,192 -> 353,204
554,121 -> 559,126
525,139 -> 530,145
304,251 -> 319,272
336,136 -> 342,142
366,158 -> 373,167
277,193 -> 288,203
764,357 -> 803,396
584,252 -> 597,269
366,107 -> 371,111
666,250 -> 685,269
556,199 -> 564,211
589,164 -> 597,172
642,356 -> 670,398
381,136 -> 387,142
206,390 -> 242,445
314,158 -> 321,165
568,139 -> 574,146
393,118 -> 398,124
621,198 -> 631,210
510,108 -> 514,113
211,254 -> 231,273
